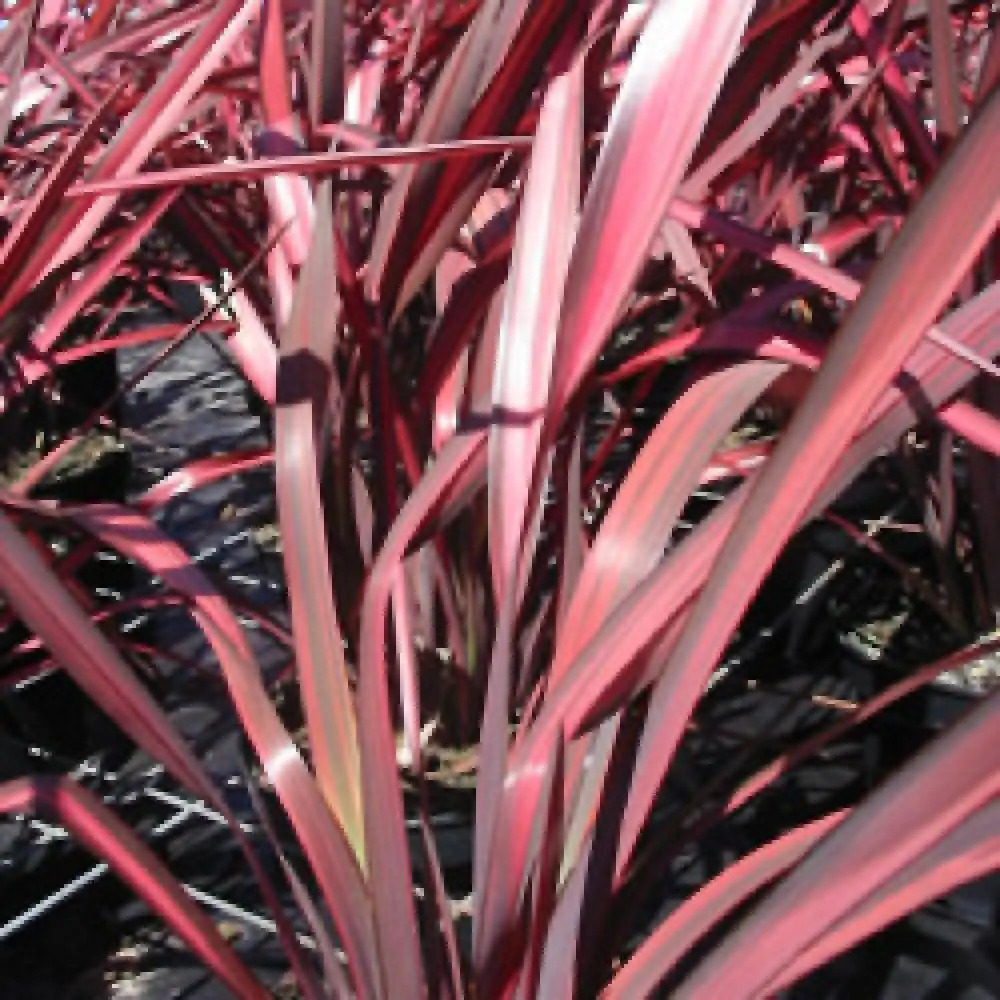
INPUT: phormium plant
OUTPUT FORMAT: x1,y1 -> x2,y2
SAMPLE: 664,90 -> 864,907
1,0 -> 1000,996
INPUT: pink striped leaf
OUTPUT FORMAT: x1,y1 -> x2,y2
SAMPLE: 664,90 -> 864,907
135,449 -> 274,513
47,0 -> 263,275
499,278 -> 1000,915
602,811 -> 846,1000
619,86 -> 1000,884
673,688 -> 1000,998
365,6 -> 504,309
0,508 -> 212,800
392,0 -> 581,316
358,429 -> 487,1000
0,83 -> 118,304
0,776 -> 269,1000
68,503 -> 380,1000
553,360 -> 784,682
548,0 -> 757,415
275,181 -> 363,860
488,62 -> 582,608
613,86 -> 1000,882
770,797 -> 1000,993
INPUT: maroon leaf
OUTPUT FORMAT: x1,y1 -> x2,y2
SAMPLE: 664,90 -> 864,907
275,181 -> 363,860
614,86 -> 1000,881
0,777 -> 269,1000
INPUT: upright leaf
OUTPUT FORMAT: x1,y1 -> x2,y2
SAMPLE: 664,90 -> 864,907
359,431 -> 487,1000
548,0 -> 757,413
276,182 -> 363,861
488,63 -> 581,608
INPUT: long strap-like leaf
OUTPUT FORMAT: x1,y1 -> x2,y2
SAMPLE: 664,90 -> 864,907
0,777 -> 269,1000
615,87 -> 1000,882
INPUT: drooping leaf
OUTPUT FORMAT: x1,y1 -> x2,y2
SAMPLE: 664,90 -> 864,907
614,87 -> 1000,881
68,503 -> 380,999
0,508 -> 213,800
602,811 -> 846,999
674,688 -> 1000,998
0,776 -> 269,1000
